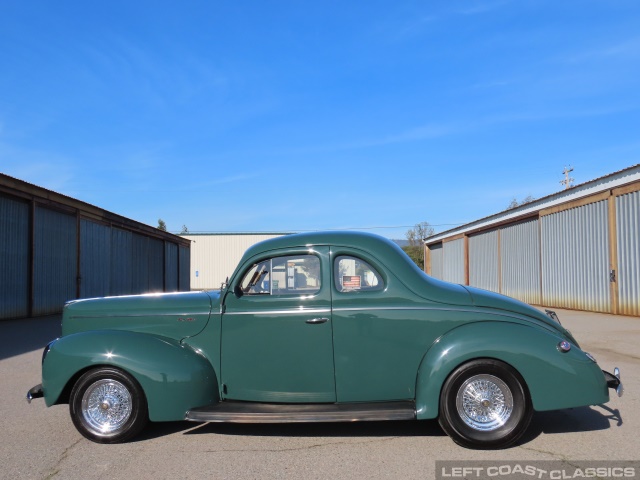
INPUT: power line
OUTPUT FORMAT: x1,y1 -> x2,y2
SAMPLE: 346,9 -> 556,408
180,223 -> 467,235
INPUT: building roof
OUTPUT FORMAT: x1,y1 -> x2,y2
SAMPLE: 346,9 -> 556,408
179,232 -> 294,236
0,173 -> 189,246
425,164 -> 640,244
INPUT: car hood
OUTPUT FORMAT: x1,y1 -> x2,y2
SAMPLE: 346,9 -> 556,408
63,291 -> 219,341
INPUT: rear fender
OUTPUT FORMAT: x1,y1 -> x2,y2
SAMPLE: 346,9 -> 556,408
42,330 -> 219,421
414,321 -> 608,419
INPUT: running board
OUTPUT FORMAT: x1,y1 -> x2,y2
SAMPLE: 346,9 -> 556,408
186,401 -> 416,423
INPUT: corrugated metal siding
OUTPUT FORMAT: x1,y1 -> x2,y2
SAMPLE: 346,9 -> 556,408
80,219 -> 111,299
183,234 -> 287,289
132,233 -> 150,294
469,230 -> 499,292
0,195 -> 30,319
442,238 -> 465,285
33,206 -> 77,315
165,242 -> 178,292
148,238 -> 164,292
616,191 -> 640,316
541,200 -> 611,313
110,228 -> 132,296
501,218 -> 541,305
179,245 -> 190,291
429,243 -> 443,280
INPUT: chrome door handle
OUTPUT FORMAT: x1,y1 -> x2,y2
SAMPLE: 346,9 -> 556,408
306,317 -> 329,324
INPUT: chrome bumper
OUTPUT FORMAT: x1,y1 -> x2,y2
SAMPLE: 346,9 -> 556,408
26,384 -> 43,404
603,368 -> 623,398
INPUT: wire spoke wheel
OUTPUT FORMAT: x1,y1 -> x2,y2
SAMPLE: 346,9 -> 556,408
81,379 -> 133,435
439,359 -> 532,449
456,374 -> 513,431
70,368 -> 148,444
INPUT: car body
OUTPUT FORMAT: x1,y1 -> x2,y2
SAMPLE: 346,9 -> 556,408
27,231 -> 623,448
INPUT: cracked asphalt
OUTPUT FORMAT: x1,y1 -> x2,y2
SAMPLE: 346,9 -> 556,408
2,308 -> 638,480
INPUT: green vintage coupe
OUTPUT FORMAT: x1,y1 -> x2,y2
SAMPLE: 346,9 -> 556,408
27,231 -> 622,449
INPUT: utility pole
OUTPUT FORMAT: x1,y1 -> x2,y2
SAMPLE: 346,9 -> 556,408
560,166 -> 574,190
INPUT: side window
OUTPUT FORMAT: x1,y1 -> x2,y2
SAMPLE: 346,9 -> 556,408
334,256 -> 384,293
240,259 -> 271,295
240,255 -> 321,296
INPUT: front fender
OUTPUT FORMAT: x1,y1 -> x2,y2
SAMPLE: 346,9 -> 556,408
415,321 -> 609,419
42,330 -> 219,421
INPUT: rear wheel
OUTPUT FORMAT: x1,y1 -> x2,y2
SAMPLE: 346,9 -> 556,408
438,359 -> 532,449
69,367 -> 148,444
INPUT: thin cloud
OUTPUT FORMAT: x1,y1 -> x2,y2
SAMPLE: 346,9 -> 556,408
455,0 -> 511,15
0,148 -> 76,194
196,173 -> 262,188
566,37 -> 640,63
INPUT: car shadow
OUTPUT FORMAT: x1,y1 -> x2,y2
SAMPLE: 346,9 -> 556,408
135,405 -> 621,445
517,405 -> 621,445
0,315 -> 61,361
183,419 -> 445,438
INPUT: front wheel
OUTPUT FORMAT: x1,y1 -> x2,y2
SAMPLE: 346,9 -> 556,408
438,359 -> 532,449
69,367 -> 148,444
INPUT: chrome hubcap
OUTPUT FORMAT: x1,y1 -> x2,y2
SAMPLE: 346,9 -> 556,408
81,379 -> 132,436
456,374 -> 513,431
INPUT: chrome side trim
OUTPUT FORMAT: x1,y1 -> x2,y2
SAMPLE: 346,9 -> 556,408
224,308 -> 331,316
331,305 -> 560,327
69,312 -> 211,319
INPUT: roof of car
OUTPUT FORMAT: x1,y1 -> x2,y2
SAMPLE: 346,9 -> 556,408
241,230 -> 398,258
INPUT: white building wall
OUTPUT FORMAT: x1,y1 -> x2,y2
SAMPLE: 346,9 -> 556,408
182,233 -> 288,290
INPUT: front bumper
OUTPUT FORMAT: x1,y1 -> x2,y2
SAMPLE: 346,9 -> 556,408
26,384 -> 43,404
603,368 -> 624,398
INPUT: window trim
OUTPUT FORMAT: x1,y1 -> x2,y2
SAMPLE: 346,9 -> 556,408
333,255 -> 385,294
239,253 -> 322,297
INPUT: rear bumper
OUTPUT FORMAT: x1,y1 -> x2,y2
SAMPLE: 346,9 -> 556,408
26,384 -> 43,404
603,368 -> 623,398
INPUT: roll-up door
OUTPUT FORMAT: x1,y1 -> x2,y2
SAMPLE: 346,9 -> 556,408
469,230 -> 499,293
541,200 -> 610,313
443,238 -> 465,285
616,190 -> 640,316
501,218 -> 541,305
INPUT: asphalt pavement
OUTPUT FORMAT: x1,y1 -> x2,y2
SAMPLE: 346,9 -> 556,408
2,308 -> 638,480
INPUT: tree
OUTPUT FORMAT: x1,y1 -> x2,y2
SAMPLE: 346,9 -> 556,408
507,195 -> 535,210
405,222 -> 435,246
402,245 -> 424,267
403,222 -> 434,268
181,225 -> 189,234
157,219 -> 167,231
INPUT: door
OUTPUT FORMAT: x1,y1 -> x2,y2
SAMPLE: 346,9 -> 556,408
221,247 -> 335,403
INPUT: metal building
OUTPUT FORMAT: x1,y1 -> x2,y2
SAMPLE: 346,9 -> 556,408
0,174 -> 190,320
181,233 -> 291,290
425,165 -> 640,316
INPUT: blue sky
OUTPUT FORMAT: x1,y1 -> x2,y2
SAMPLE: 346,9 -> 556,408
2,1 -> 639,239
